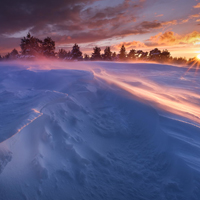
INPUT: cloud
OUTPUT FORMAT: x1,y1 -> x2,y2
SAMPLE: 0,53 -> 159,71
155,14 -> 164,18
190,14 -> 200,18
3,0 -> 146,39
114,41 -> 147,49
53,18 -> 167,46
161,20 -> 177,26
139,20 -> 162,29
0,0 -> 149,53
180,13 -> 200,24
146,31 -> 200,46
181,19 -> 189,24
194,3 -> 200,8
0,0 -> 96,35
0,0 -> 196,56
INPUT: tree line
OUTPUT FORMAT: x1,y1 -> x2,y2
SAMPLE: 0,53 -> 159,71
0,33 -> 196,66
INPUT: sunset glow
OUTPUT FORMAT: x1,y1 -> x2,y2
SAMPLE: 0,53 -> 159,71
0,0 -> 200,59
197,54 -> 200,60
1,1 -> 200,198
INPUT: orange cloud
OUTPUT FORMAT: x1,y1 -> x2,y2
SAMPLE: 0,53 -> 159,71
181,19 -> 189,23
161,20 -> 177,26
194,3 -> 200,8
114,41 -> 146,49
147,31 -> 200,46
155,14 -> 163,18
180,13 -> 200,24
190,14 -> 200,18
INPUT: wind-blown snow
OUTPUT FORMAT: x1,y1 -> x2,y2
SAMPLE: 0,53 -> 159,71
0,61 -> 200,200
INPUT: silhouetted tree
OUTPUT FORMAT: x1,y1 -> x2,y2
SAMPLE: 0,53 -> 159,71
4,53 -> 11,59
138,51 -> 148,60
173,57 -> 187,65
84,54 -> 90,61
10,49 -> 19,59
149,48 -> 161,61
112,52 -> 117,60
92,46 -> 102,60
102,46 -> 112,60
42,37 -> 55,57
20,33 -> 42,55
71,44 -> 82,60
127,49 -> 136,60
58,49 -> 68,59
119,45 -> 126,60
160,49 -> 170,62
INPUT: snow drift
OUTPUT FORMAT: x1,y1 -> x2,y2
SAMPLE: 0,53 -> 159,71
0,61 -> 200,200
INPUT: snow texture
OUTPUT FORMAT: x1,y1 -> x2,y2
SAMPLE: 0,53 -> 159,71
0,61 -> 200,200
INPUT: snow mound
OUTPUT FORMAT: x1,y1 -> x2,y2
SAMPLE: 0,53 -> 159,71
0,61 -> 200,200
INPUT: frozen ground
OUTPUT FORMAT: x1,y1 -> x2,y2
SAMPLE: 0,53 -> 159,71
0,61 -> 200,200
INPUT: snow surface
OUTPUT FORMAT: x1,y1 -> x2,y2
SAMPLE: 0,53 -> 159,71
0,61 -> 200,200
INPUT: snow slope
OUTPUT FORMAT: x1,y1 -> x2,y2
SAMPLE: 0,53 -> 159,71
0,61 -> 200,200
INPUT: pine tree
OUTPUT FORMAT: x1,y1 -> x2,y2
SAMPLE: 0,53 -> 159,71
71,44 -> 82,60
92,46 -> 102,60
42,37 -> 55,57
58,49 -> 68,59
20,33 -> 42,55
11,49 -> 18,56
149,48 -> 161,61
160,49 -> 170,62
84,54 -> 90,61
103,46 -> 112,60
119,45 -> 126,60
4,53 -> 11,59
137,50 -> 148,60
112,52 -> 117,60
127,49 -> 136,60
140,51 -> 148,60
9,49 -> 19,59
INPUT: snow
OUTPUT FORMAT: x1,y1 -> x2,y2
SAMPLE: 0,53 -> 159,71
0,61 -> 200,200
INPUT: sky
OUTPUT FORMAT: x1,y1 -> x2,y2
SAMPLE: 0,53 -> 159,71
1,0 -> 200,59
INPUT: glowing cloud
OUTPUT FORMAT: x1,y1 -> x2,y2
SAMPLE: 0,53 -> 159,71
114,41 -> 147,49
194,3 -> 200,8
147,31 -> 200,46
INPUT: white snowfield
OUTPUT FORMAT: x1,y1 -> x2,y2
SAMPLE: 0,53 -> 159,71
0,61 -> 200,200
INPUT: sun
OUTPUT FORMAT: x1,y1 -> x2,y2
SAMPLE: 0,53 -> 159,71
197,54 -> 200,60
186,54 -> 200,74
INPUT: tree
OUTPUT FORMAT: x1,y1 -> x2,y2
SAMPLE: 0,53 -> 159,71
173,57 -> 187,65
119,45 -> 126,60
20,33 -> 42,55
112,52 -> 117,60
141,52 -> 148,60
84,54 -> 90,61
160,49 -> 170,62
137,50 -> 148,60
58,49 -> 68,59
71,44 -> 82,60
42,37 -> 55,57
91,46 -> 102,60
4,53 -> 11,59
149,48 -> 161,61
127,49 -> 136,60
10,49 -> 19,59
102,46 -> 112,60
